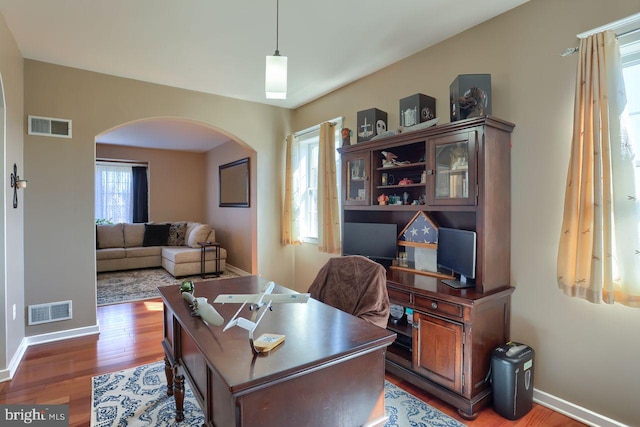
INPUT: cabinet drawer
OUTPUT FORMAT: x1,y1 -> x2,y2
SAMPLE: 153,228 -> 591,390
387,287 -> 411,304
414,296 -> 462,319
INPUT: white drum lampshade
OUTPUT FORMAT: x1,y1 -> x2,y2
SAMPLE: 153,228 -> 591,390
265,53 -> 287,99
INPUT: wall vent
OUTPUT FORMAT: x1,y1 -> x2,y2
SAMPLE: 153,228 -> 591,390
28,115 -> 72,138
28,300 -> 73,325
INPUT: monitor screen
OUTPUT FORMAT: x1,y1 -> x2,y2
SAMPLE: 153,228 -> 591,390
343,222 -> 397,261
437,227 -> 477,282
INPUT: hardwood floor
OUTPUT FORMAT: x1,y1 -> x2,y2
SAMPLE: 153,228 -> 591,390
0,299 -> 585,427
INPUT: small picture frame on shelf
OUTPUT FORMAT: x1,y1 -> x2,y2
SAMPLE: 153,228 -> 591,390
357,189 -> 366,200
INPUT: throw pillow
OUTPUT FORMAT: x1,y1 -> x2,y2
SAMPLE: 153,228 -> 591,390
187,224 -> 212,248
96,223 -> 124,249
167,222 -> 187,246
142,223 -> 171,247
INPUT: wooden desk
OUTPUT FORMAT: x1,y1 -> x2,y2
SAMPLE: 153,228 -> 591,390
160,276 -> 396,427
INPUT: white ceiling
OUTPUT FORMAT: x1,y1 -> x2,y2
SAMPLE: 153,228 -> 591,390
0,0 -> 528,151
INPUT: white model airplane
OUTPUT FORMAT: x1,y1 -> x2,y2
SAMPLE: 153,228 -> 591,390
213,281 -> 310,333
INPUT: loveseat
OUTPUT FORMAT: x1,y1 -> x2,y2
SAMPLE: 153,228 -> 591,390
96,222 -> 227,277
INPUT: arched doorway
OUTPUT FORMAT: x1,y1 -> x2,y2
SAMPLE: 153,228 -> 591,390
94,117 -> 257,297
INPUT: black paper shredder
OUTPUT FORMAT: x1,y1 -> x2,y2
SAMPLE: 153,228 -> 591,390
491,342 -> 535,420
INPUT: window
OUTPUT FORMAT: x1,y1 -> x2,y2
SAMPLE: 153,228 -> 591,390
95,161 -> 149,224
294,118 -> 342,243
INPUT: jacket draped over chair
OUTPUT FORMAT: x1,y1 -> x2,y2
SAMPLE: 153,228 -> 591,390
308,255 -> 390,328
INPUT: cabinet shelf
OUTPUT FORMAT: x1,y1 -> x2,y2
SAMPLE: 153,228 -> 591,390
377,183 -> 425,190
377,161 -> 426,171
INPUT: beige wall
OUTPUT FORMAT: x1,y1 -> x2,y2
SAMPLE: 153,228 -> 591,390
205,141 -> 256,274
96,144 -> 207,223
0,12 -> 24,377
23,60 -> 293,338
293,0 -> 640,424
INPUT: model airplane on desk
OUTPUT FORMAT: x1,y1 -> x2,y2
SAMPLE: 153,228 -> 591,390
214,281 -> 310,333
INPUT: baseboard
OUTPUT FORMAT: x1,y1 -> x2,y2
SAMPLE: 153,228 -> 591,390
25,324 -> 100,347
0,338 -> 28,383
534,389 -> 627,427
225,264 -> 251,277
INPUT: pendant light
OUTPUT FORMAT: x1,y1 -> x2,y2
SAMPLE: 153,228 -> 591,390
265,0 -> 287,99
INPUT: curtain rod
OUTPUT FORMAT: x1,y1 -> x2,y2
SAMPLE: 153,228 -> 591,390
97,158 -> 148,167
562,13 -> 640,56
294,117 -> 342,138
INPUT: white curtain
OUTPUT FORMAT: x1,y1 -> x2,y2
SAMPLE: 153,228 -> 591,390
95,163 -> 133,224
557,30 -> 640,307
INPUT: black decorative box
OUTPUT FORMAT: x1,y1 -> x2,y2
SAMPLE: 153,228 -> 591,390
450,74 -> 491,121
399,93 -> 436,127
357,108 -> 387,143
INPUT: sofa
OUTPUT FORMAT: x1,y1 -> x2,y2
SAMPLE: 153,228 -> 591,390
96,222 -> 227,277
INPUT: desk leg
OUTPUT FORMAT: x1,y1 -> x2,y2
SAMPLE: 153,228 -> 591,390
174,373 -> 185,422
164,356 -> 174,396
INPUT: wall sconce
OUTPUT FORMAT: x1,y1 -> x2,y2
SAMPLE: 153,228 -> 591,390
10,163 -> 28,208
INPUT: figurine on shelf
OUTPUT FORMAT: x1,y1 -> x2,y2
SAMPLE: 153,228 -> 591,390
377,194 -> 389,205
341,128 -> 352,146
381,151 -> 397,167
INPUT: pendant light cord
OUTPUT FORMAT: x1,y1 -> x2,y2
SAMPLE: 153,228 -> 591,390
275,0 -> 280,56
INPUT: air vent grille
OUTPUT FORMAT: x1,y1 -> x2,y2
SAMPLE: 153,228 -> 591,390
28,300 -> 73,325
28,115 -> 72,138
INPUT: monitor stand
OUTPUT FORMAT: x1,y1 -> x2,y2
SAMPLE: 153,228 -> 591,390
442,274 -> 475,289
442,279 -> 475,289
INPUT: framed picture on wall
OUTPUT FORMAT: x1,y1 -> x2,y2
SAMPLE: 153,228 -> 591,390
219,157 -> 250,207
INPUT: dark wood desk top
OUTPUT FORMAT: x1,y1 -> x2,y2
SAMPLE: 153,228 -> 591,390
159,275 -> 396,394
386,269 -> 514,304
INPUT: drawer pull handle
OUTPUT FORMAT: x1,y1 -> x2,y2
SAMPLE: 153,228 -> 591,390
431,302 -> 438,310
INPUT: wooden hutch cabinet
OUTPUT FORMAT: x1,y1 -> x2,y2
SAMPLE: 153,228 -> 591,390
339,116 -> 515,419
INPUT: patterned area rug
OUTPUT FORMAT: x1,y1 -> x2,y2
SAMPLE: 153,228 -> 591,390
91,362 -> 466,427
97,267 -> 239,306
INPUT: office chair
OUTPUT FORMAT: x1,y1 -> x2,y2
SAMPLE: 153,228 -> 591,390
308,255 -> 390,328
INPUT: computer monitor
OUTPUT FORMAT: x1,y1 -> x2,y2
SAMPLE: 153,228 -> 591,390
343,222 -> 397,263
437,227 -> 477,289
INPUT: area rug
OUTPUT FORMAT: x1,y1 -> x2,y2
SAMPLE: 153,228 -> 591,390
97,267 -> 239,306
91,361 -> 466,427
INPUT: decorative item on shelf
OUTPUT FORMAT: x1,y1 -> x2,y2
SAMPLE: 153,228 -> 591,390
400,117 -> 439,134
450,74 -> 492,121
341,128 -> 352,146
381,150 -> 397,167
388,195 -> 401,205
395,211 -> 439,275
381,150 -> 410,167
10,163 -> 28,209
357,108 -> 387,143
421,170 -> 427,183
402,191 -> 410,205
451,146 -> 468,170
398,178 -> 413,186
399,93 -> 436,127
419,194 -> 426,205
377,194 -> 389,205
381,173 -> 394,185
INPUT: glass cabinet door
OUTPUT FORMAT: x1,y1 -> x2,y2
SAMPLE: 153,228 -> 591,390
427,131 -> 476,205
343,152 -> 370,205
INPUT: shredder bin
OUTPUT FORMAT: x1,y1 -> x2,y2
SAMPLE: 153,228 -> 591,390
491,342 -> 535,420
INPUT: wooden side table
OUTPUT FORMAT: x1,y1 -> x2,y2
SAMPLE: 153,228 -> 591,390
197,241 -> 221,278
